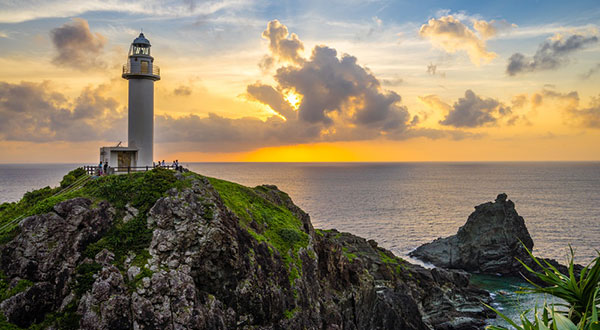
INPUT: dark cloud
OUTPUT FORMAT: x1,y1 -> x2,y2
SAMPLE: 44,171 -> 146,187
381,77 -> 404,87
0,81 -> 125,142
246,82 -> 295,120
507,32 -> 598,76
261,20 -> 304,65
440,90 -> 511,128
273,45 -> 409,131
426,63 -> 445,77
173,85 -> 192,96
50,18 -> 107,70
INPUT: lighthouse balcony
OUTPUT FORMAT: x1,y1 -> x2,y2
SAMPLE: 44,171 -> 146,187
122,63 -> 160,80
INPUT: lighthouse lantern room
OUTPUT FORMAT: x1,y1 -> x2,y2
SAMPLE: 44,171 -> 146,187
99,32 -> 160,171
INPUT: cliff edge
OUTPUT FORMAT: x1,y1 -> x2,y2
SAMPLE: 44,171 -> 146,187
0,169 -> 493,329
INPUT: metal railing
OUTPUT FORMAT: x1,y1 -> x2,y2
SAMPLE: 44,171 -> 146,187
84,165 -> 181,176
122,64 -> 160,76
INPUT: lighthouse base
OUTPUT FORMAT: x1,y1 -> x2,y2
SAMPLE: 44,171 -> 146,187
99,146 -> 139,174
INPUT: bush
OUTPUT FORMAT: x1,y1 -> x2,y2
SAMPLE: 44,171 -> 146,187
60,168 -> 87,189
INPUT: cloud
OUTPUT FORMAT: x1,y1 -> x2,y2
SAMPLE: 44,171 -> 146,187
426,63 -> 446,77
511,94 -> 528,108
153,20 -> 478,152
261,19 -> 305,65
569,96 -> 600,128
531,89 -> 600,129
173,85 -> 192,96
419,94 -> 451,113
0,0 -> 249,24
419,15 -> 498,65
50,18 -> 107,70
439,90 -> 512,128
246,82 -> 295,120
507,31 -> 599,76
472,19 -> 516,39
581,63 -> 600,79
0,81 -> 125,142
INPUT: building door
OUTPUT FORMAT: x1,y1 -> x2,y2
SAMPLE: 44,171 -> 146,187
118,152 -> 132,168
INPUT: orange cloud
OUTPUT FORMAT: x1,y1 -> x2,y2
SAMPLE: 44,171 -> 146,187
419,15 -> 497,66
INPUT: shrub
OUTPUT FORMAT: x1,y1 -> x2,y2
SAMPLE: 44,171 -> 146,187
486,245 -> 600,330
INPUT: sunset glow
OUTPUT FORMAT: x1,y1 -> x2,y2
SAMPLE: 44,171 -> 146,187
0,1 -> 599,162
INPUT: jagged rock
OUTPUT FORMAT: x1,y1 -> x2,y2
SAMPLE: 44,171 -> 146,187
410,193 -> 533,275
1,173 -> 495,329
0,282 -> 55,327
0,198 -> 115,327
78,265 -> 132,330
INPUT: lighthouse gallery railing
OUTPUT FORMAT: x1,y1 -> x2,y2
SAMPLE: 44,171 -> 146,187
122,64 -> 160,76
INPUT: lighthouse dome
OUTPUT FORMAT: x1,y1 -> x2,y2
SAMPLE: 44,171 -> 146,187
132,33 -> 151,46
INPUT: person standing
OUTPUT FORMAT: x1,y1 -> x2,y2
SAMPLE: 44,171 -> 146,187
98,161 -> 103,176
103,161 -> 108,176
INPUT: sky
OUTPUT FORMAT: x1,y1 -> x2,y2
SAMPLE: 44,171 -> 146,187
0,0 -> 599,162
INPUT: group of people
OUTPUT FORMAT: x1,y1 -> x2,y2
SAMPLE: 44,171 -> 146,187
153,159 -> 183,172
97,161 -> 109,176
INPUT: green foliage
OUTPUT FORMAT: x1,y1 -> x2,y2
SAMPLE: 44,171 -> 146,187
284,307 -> 299,319
60,175 -> 76,189
486,246 -> 600,330
128,267 -> 153,291
0,272 -> 33,301
84,214 -> 153,267
28,300 -> 81,330
207,177 -> 309,287
342,247 -> 358,262
73,262 -> 103,296
83,167 -> 177,212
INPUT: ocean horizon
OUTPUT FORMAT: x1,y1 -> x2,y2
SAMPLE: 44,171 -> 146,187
2,161 -> 599,264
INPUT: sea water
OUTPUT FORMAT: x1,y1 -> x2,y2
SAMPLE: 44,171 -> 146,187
1,162 -> 599,326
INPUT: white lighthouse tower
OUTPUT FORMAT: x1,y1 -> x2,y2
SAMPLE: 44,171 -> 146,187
122,32 -> 160,166
99,33 -> 160,172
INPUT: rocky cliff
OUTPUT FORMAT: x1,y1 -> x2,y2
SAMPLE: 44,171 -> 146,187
0,169 -> 493,329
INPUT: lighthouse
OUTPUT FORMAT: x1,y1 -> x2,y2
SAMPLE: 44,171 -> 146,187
99,33 -> 160,172
122,33 -> 160,166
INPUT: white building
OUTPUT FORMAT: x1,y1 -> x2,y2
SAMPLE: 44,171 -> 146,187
99,33 -> 160,171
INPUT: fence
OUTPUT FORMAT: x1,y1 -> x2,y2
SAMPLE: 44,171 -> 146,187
83,165 -> 180,176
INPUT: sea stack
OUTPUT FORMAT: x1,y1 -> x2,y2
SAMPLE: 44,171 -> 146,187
410,193 -> 534,275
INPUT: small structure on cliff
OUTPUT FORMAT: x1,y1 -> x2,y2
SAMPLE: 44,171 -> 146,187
99,33 -> 160,170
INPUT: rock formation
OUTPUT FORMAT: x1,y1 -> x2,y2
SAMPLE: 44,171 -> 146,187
410,193 -> 534,275
0,169 -> 494,329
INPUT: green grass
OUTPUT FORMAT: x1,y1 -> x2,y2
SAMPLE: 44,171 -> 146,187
342,247 -> 358,262
207,177 -> 309,287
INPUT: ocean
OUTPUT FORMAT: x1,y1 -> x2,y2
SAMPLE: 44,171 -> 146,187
1,162 -> 599,325
1,162 -> 599,264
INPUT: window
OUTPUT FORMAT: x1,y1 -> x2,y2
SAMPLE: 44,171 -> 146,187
141,61 -> 149,74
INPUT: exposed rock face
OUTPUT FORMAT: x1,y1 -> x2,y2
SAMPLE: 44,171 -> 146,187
0,174 -> 494,329
0,198 -> 115,327
410,194 -> 534,275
